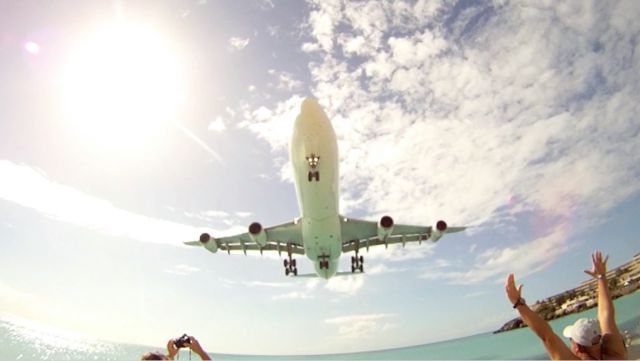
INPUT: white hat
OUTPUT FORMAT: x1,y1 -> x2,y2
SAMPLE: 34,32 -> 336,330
562,318 -> 601,346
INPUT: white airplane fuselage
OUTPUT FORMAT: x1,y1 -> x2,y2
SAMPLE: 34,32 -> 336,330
290,98 -> 341,279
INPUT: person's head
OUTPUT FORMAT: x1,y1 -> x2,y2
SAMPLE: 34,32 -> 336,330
140,351 -> 170,360
563,318 -> 602,357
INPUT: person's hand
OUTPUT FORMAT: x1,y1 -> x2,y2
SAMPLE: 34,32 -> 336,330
505,273 -> 523,305
165,339 -> 178,360
187,336 -> 210,360
584,250 -> 608,279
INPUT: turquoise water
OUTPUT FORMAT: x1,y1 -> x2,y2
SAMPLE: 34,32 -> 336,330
1,292 -> 638,360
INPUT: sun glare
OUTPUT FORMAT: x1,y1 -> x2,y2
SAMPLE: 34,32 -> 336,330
60,22 -> 186,152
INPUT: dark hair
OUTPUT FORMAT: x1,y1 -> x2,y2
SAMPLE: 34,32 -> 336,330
140,351 -> 167,360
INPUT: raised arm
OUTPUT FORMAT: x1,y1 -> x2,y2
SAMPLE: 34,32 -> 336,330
187,336 -> 211,360
583,250 -> 627,359
505,273 -> 577,360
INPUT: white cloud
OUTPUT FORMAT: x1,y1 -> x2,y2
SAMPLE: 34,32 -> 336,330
240,1 -> 640,284
306,0 -> 342,52
256,0 -> 274,10
202,210 -> 229,218
242,281 -> 292,288
275,72 -> 303,91
271,291 -> 312,301
208,117 -> 226,132
0,161 -> 262,247
228,37 -> 250,51
164,264 -> 200,276
463,291 -> 486,299
0,161 -> 206,245
324,275 -> 364,296
218,278 -> 293,288
420,224 -> 569,284
238,95 -> 305,152
325,313 -> 397,340
305,278 -> 321,290
1,221 -> 14,229
364,263 -> 404,275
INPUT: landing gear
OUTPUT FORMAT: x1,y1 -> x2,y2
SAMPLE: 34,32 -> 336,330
306,154 -> 320,167
284,243 -> 297,276
351,240 -> 364,273
306,154 -> 320,182
318,255 -> 330,270
307,170 -> 319,182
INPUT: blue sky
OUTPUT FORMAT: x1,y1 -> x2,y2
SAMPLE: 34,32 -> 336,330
1,0 -> 639,355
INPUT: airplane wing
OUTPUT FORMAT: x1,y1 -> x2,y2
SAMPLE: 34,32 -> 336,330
184,220 -> 305,256
339,216 -> 465,253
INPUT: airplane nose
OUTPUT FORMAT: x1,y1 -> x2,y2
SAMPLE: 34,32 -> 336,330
300,97 -> 320,115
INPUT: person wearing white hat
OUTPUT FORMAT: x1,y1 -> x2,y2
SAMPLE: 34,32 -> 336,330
505,250 -> 628,360
562,318 -> 602,357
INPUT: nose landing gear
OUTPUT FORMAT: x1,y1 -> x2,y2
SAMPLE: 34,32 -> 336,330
306,154 -> 320,182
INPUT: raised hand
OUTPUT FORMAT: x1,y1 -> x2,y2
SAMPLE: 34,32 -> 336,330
584,250 -> 609,279
187,336 -> 211,360
505,273 -> 523,305
166,339 -> 178,359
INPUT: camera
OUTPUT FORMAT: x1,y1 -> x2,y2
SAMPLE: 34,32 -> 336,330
173,334 -> 191,349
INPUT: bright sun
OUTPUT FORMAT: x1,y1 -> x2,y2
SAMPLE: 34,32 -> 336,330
61,22 -> 186,152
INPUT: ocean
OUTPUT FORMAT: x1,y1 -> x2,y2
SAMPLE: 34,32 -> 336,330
1,292 -> 638,360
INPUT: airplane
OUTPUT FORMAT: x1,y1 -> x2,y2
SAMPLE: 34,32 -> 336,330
184,97 -> 466,279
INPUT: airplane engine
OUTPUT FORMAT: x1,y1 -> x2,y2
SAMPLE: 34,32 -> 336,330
248,222 -> 267,247
377,215 -> 394,240
430,220 -> 447,241
199,233 -> 218,253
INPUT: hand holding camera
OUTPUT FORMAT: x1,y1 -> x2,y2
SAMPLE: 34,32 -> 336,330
173,334 -> 191,349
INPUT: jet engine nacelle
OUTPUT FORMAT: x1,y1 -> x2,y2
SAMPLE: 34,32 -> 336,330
248,222 -> 267,247
377,215 -> 394,240
430,220 -> 448,242
199,233 -> 218,253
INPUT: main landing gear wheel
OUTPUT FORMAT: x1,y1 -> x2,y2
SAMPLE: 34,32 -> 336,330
318,257 -> 330,270
350,246 -> 364,273
284,243 -> 297,276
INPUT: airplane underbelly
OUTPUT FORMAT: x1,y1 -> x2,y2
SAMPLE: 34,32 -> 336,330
291,132 -> 339,219
302,216 -> 341,261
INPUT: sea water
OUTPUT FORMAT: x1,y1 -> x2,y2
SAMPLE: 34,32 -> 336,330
1,292 -> 638,360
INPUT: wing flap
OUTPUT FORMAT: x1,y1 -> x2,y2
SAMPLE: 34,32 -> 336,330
342,233 -> 431,253
184,220 -> 304,256
340,216 -> 431,243
218,242 -> 305,255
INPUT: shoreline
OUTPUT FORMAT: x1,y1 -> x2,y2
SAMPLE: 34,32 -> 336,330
495,253 -> 640,334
